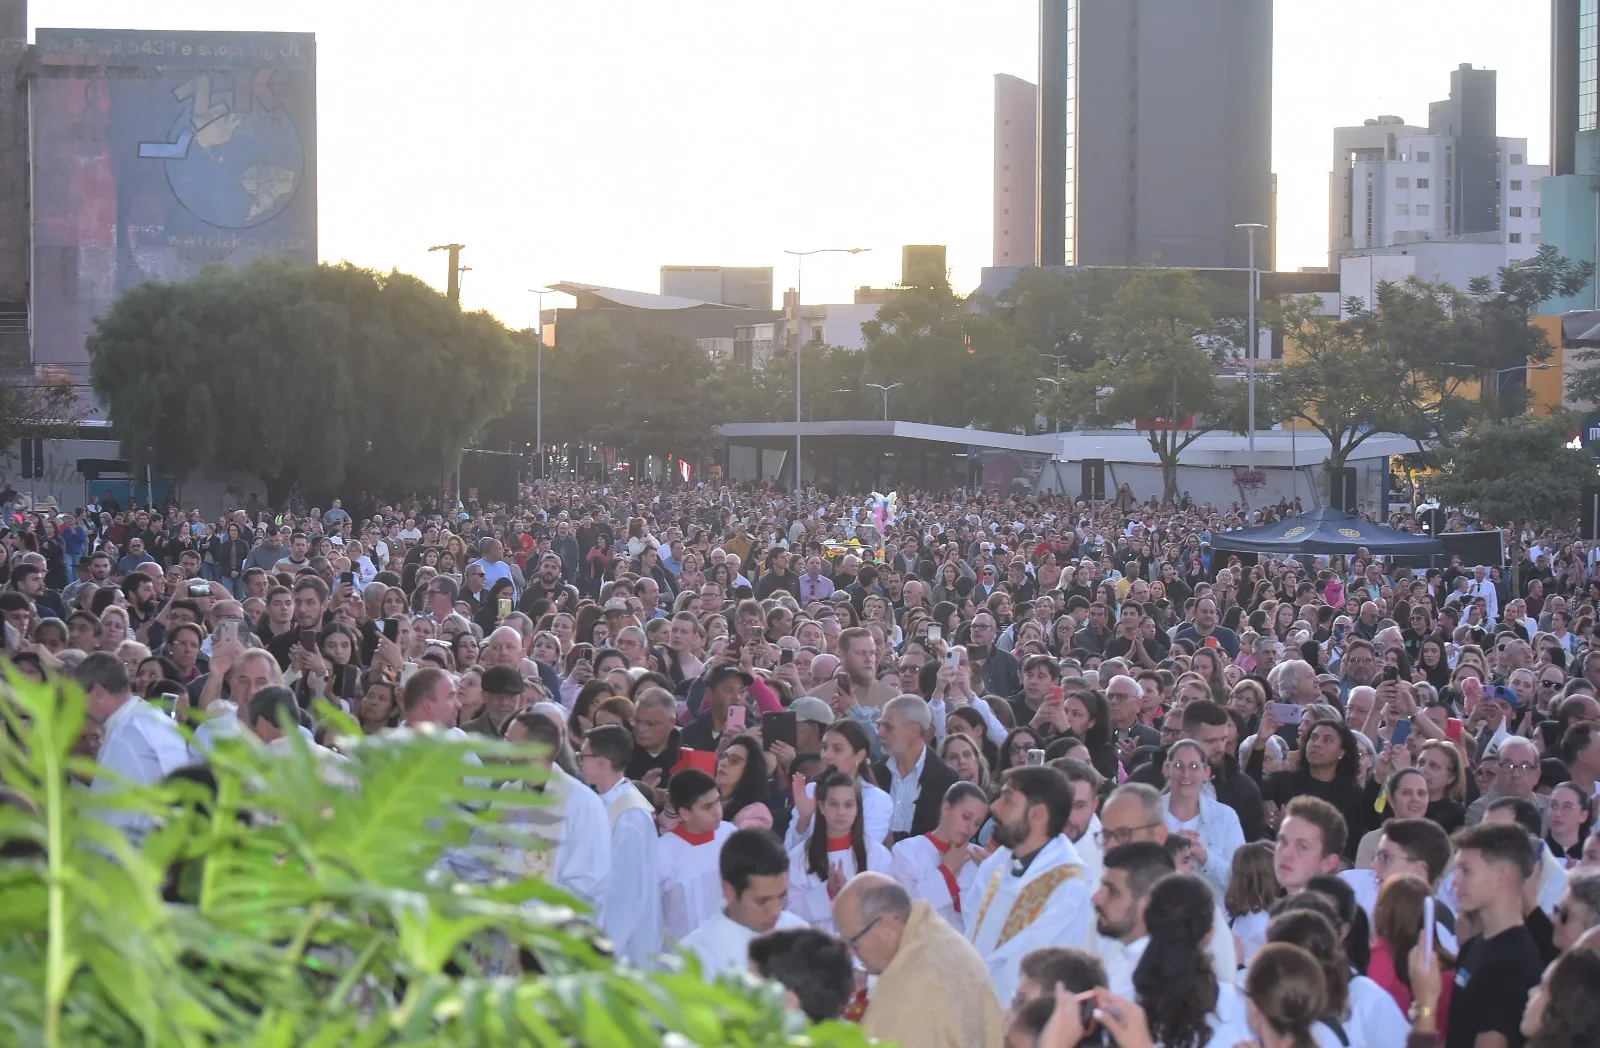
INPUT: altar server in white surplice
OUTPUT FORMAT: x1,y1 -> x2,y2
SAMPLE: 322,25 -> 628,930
657,768 -> 737,946
889,780 -> 990,932
578,725 -> 660,967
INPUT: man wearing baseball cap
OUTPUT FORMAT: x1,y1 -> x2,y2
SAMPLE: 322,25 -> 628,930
791,695 -> 835,755
681,663 -> 754,751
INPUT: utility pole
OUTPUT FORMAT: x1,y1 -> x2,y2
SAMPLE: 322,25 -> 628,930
1235,222 -> 1267,466
429,244 -> 467,304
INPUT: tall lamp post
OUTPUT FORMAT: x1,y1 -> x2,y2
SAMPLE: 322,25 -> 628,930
1235,222 -> 1267,463
1037,376 -> 1062,434
865,382 -> 903,421
784,247 -> 870,506
529,286 -> 554,477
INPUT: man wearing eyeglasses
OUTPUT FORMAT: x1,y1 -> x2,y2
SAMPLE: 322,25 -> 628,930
1465,736 -> 1549,827
1084,783 -> 1234,984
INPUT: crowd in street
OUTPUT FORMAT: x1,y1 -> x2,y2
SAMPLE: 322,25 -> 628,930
11,476 -> 1600,1048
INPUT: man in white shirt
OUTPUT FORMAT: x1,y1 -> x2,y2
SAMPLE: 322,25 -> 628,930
190,647 -> 295,754
578,724 -> 660,967
1087,841 -> 1175,997
1091,783 -> 1235,982
74,651 -> 192,837
1465,564 -> 1499,624
679,828 -> 808,977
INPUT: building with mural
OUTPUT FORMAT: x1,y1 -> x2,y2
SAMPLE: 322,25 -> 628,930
28,27 -> 317,372
0,21 -> 317,510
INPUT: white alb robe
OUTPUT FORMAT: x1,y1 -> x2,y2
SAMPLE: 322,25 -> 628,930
679,908 -> 811,978
963,834 -> 1092,1006
597,778 -> 660,967
786,837 -> 893,933
657,822 -> 736,945
889,832 -> 982,932
784,779 -> 894,849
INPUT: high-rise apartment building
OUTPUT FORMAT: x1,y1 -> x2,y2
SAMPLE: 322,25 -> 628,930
1334,66 -> 1543,293
1329,116 -> 1427,268
993,73 -> 1038,267
1036,0 -> 1272,269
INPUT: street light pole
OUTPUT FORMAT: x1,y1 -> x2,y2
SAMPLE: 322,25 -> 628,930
1235,223 -> 1267,464
1037,376 -> 1062,434
529,287 -> 555,477
865,382 -> 903,421
783,247 -> 870,506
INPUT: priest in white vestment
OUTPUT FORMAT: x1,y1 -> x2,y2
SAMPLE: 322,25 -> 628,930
961,766 -> 1092,1006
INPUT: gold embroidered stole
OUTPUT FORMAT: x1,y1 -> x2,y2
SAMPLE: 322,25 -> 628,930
972,862 -> 1085,951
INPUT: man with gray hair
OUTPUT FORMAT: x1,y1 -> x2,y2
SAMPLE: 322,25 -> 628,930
832,871 -> 1004,1048
872,695 -> 959,842
1268,658 -> 1319,708
1465,736 -> 1549,826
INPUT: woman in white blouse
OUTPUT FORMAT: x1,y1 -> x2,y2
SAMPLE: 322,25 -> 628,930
786,769 -> 892,933
1161,738 -> 1244,900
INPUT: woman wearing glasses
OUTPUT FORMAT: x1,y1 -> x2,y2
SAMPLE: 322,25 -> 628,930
1161,738 -> 1244,899
1546,782 -> 1593,866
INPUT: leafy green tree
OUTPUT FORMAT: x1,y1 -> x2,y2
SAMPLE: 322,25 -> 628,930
88,259 -> 525,506
1428,413 -> 1597,525
588,328 -> 721,472
996,268 -> 1128,374
1091,269 -> 1245,501
861,282 -> 1037,430
0,676 -> 873,1047
1348,248 -> 1593,430
1270,295 -> 1423,470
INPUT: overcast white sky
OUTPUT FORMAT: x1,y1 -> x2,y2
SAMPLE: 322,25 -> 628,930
35,1 -> 1550,328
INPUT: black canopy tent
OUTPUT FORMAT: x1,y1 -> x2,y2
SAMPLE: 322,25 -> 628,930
1207,506 -> 1443,556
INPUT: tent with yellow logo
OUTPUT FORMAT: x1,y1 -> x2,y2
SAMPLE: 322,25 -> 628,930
1207,506 -> 1442,556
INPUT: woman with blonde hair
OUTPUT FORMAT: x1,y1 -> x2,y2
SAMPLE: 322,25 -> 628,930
99,605 -> 131,651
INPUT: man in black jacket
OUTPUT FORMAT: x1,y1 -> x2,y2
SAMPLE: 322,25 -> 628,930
871,694 -> 960,842
1127,698 -> 1265,841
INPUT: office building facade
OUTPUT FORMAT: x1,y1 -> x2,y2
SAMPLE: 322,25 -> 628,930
1037,0 -> 1273,269
993,73 -> 1038,267
1543,0 -> 1600,314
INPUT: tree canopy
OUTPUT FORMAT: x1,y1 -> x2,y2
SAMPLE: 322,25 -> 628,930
1429,414 -> 1597,526
859,282 -> 1038,431
88,259 -> 526,505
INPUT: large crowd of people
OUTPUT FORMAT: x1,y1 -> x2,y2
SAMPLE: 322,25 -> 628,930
14,477 -> 1600,1048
